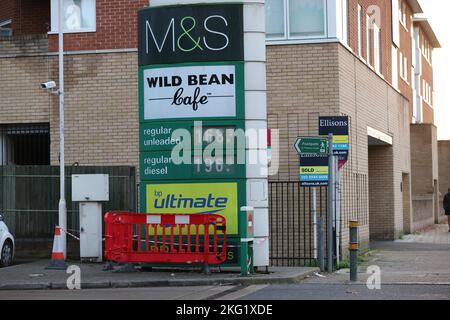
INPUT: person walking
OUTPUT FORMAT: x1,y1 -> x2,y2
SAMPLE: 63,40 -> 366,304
443,188 -> 450,232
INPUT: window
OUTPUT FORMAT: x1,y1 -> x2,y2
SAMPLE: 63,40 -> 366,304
266,0 -> 327,40
399,51 -> 408,82
266,0 -> 285,39
357,4 -> 363,57
373,24 -> 381,73
50,0 -> 96,33
399,0 -> 407,28
366,15 -> 371,65
0,124 -> 50,165
341,0 -> 348,45
0,19 -> 12,37
423,80 -> 432,106
422,37 -> 431,63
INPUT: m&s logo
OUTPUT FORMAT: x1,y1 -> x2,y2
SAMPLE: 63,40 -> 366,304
138,4 -> 244,65
146,15 -> 230,54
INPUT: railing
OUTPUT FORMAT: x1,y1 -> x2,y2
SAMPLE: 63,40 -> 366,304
269,181 -> 328,267
104,212 -> 227,266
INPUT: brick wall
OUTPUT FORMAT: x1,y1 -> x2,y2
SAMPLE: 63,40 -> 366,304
0,0 -> 16,25
266,43 -> 340,182
410,124 -> 440,230
0,0 -> 50,36
438,141 -> 450,220
48,0 -> 148,52
266,41 -> 411,244
0,37 -> 139,168
416,26 -> 435,124
0,36 -> 50,124
398,0 -> 413,120
368,145 -> 395,239
347,0 -> 392,84
48,52 -> 139,167
338,44 -> 411,240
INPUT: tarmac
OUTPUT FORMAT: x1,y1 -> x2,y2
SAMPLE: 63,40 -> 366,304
0,260 -> 319,290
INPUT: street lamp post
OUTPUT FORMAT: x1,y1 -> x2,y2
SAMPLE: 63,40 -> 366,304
58,0 -> 67,259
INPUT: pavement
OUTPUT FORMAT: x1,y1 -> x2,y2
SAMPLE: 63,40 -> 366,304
1,223 -> 449,300
396,223 -> 450,244
0,260 -> 318,290
300,223 -> 450,286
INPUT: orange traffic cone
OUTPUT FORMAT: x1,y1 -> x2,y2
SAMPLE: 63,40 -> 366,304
46,226 -> 67,270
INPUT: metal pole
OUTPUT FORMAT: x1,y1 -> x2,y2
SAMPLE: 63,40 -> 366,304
327,134 -> 334,273
312,187 -> 317,259
349,220 -> 359,281
317,215 -> 324,272
58,0 -> 67,259
335,158 -> 340,266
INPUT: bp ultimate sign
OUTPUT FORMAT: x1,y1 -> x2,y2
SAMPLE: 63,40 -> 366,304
137,3 -> 253,267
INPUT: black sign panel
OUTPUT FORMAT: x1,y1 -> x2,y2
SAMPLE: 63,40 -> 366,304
138,4 -> 244,65
318,116 -> 349,136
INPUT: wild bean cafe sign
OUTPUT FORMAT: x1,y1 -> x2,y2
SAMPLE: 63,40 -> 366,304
142,63 -> 243,120
138,3 -> 246,265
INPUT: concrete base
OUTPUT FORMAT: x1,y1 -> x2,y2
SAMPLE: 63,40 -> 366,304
0,260 -> 318,290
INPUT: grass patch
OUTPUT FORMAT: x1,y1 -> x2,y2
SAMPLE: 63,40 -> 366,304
337,253 -> 368,270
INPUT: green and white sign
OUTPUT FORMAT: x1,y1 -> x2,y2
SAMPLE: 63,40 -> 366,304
294,137 -> 329,155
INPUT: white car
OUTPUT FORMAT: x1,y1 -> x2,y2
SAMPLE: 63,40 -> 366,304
0,214 -> 14,267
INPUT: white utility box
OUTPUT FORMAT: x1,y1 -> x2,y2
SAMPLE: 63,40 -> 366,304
72,174 -> 109,262
72,174 -> 109,202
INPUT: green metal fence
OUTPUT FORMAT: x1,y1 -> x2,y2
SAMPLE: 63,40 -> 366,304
0,166 -> 136,239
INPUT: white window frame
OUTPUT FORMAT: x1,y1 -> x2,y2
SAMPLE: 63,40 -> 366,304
366,14 -> 371,66
399,51 -> 408,83
373,24 -> 381,73
422,38 -> 431,64
0,19 -> 12,36
266,0 -> 328,41
49,0 -> 96,34
399,0 -> 407,29
357,4 -> 363,57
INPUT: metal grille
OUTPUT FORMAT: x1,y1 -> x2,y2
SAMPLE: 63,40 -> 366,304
0,123 -> 50,165
269,182 -> 328,267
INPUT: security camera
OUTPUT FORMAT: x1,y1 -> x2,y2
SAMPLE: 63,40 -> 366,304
40,81 -> 56,90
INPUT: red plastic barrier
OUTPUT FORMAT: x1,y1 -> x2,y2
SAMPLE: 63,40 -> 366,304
104,212 -> 227,265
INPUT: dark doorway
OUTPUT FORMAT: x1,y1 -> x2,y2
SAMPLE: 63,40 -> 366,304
0,123 -> 50,165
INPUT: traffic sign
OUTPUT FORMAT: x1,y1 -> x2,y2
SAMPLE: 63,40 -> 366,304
294,137 -> 329,155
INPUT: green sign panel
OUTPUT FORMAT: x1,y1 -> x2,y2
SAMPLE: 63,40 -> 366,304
138,4 -> 247,267
294,137 -> 329,155
140,151 -> 246,181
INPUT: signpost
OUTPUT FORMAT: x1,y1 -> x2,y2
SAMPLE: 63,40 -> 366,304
319,116 -> 349,270
294,137 -> 329,187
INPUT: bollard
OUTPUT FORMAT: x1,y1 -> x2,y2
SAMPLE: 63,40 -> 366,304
240,206 -> 254,276
317,216 -> 325,272
349,220 -> 359,281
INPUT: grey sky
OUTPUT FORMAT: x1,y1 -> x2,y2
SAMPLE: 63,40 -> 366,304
419,0 -> 449,140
